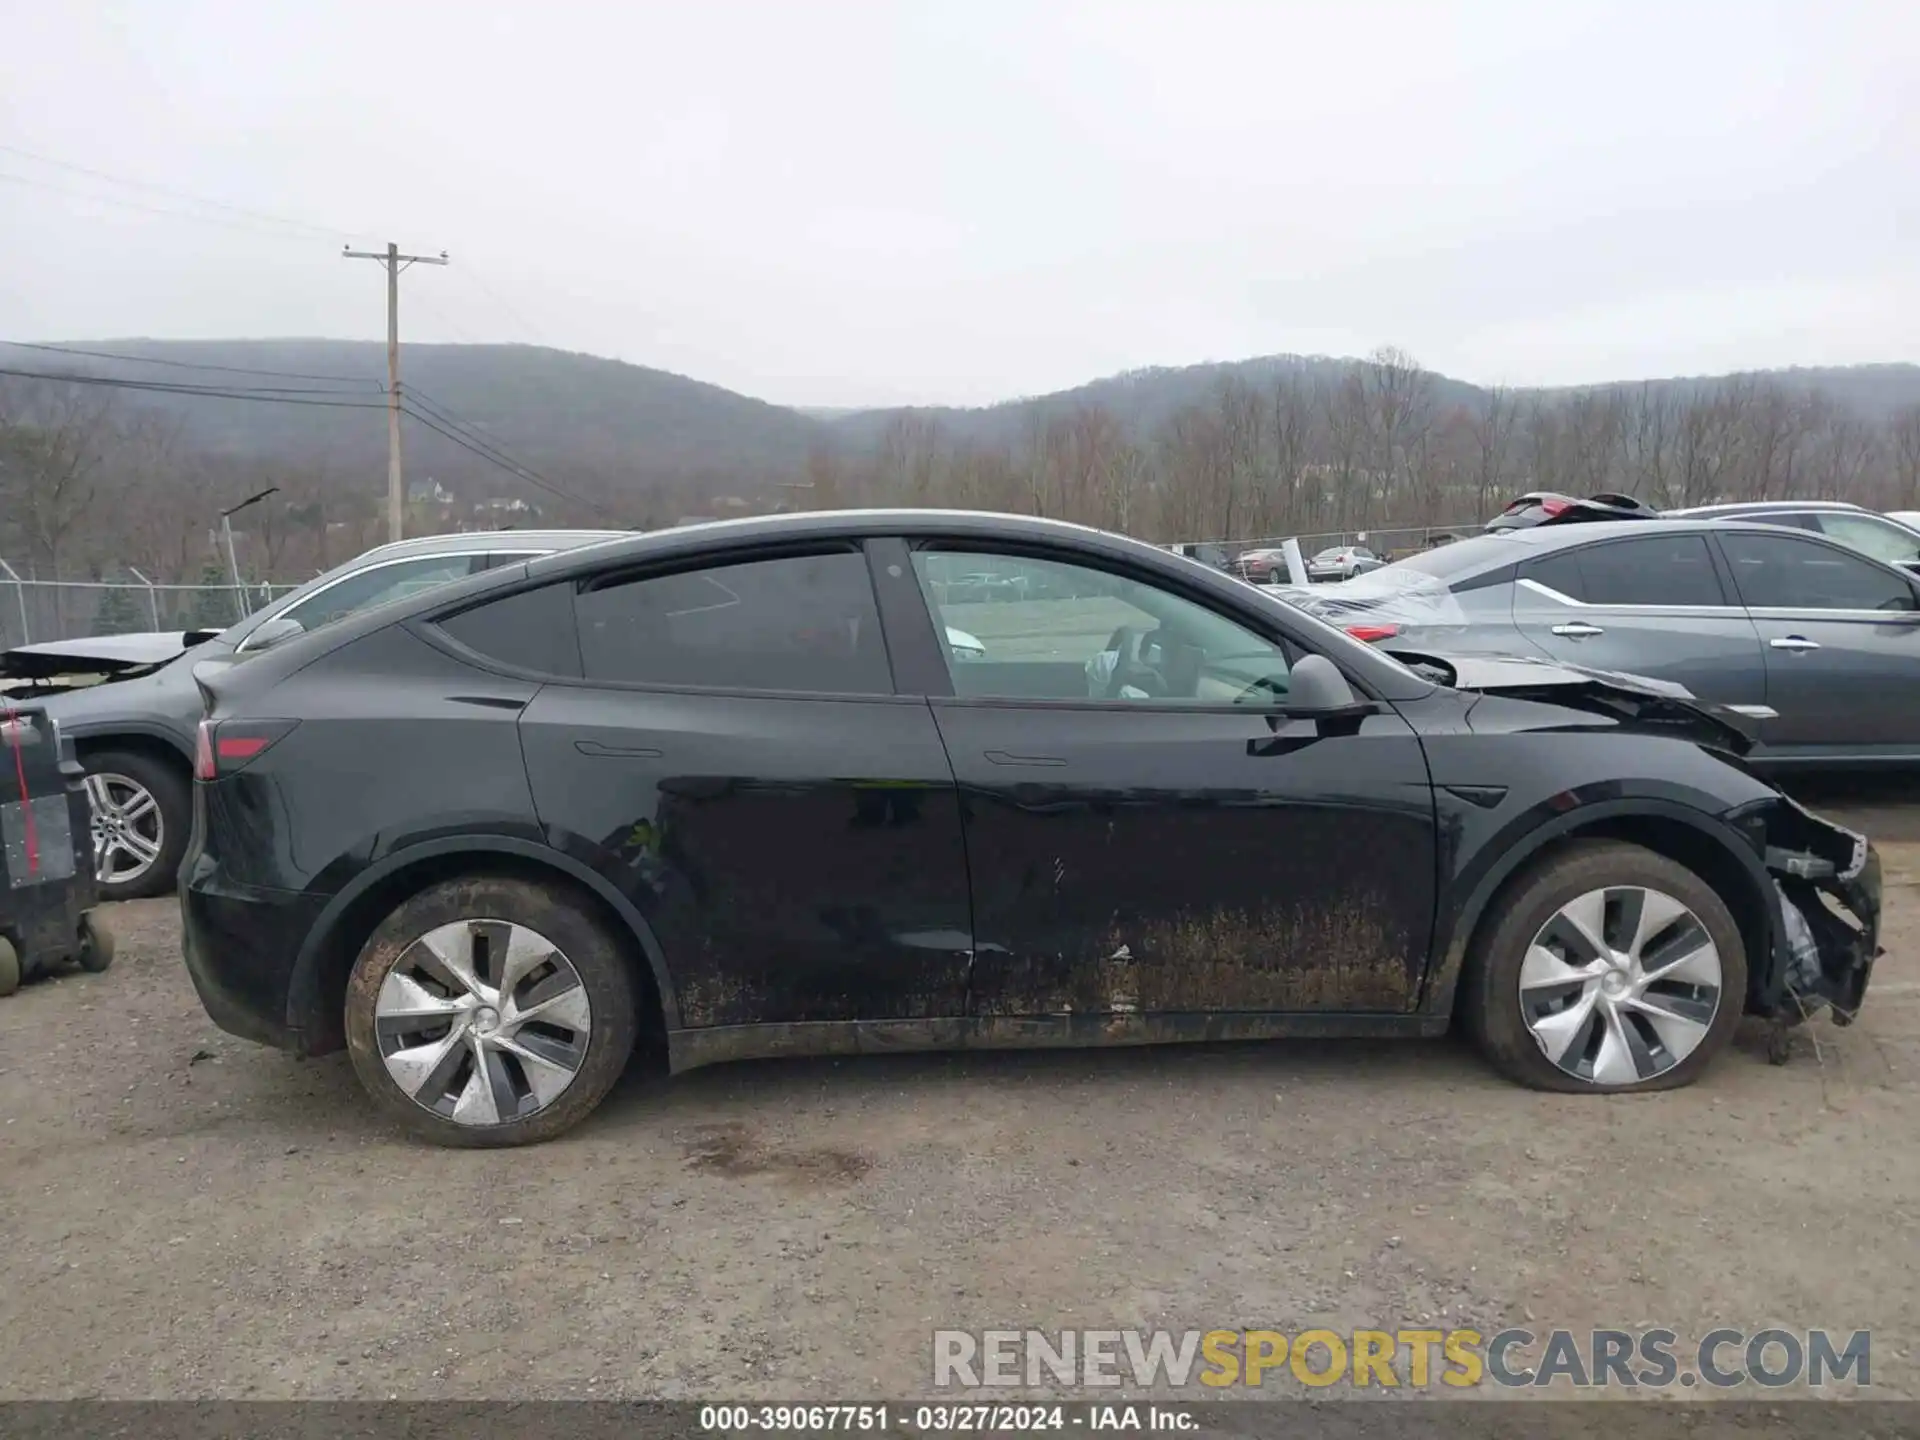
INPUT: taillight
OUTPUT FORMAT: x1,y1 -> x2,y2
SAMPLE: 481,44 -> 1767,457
194,720 -> 216,781
1345,624 -> 1399,643
1539,498 -> 1570,517
195,718 -> 298,780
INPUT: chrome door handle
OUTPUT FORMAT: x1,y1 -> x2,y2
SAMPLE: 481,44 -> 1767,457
1770,636 -> 1821,652
1551,622 -> 1605,638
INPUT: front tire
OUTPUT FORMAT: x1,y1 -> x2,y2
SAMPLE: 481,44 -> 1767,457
1462,840 -> 1747,1093
343,875 -> 638,1148
82,749 -> 189,900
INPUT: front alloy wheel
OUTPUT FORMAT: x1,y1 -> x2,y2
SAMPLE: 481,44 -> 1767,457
1518,886 -> 1722,1084
1462,840 -> 1748,1094
86,771 -> 165,888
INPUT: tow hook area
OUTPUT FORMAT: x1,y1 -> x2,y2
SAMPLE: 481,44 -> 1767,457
1748,797 -> 1884,1063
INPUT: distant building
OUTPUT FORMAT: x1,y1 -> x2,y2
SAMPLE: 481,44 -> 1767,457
474,496 -> 535,518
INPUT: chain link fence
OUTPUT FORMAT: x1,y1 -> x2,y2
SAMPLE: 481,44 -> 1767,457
0,569 -> 303,650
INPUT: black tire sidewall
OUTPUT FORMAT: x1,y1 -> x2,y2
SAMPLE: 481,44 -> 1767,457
76,912 -> 115,972
84,748 -> 191,900
343,875 -> 638,1148
1467,840 -> 1749,1094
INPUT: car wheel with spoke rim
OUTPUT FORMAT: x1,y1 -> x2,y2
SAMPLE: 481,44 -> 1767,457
344,875 -> 638,1147
81,749 -> 190,899
1463,840 -> 1747,1093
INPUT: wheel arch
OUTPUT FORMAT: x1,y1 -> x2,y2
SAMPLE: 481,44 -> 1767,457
1421,799 -> 1781,1022
287,835 -> 680,1056
72,726 -> 194,770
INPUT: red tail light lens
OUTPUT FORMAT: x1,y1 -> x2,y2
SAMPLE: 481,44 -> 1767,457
1539,498 -> 1570,517
195,719 -> 298,780
1345,624 -> 1399,643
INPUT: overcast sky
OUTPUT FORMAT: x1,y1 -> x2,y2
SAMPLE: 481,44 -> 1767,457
1,0 -> 1914,408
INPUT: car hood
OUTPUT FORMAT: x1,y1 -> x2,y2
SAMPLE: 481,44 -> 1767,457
1389,648 -> 1768,756
1,630 -> 222,680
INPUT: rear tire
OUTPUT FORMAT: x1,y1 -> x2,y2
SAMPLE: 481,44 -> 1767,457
0,937 -> 19,997
344,875 -> 639,1148
82,748 -> 190,900
1462,840 -> 1747,1093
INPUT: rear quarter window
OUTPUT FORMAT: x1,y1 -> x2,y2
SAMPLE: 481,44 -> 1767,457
432,582 -> 583,677
1519,551 -> 1587,602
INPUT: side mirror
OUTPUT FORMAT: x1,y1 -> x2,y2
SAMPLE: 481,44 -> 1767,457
243,616 -> 306,653
1283,654 -> 1366,714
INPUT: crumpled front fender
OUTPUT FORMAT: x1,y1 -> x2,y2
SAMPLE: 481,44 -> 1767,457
1728,795 -> 1882,1023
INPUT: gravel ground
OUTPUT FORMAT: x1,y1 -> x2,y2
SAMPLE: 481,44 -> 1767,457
2,788 -> 1918,1403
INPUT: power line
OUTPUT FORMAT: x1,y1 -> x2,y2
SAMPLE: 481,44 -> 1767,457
0,363 -> 390,407
400,403 -> 613,517
401,402 -> 609,514
0,142 -> 363,240
0,167 -> 352,244
405,386 -> 624,518
404,387 -> 558,476
0,340 -> 381,387
459,262 -> 554,348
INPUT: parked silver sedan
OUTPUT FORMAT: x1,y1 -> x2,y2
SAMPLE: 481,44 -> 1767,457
1274,518 -> 1920,767
1306,545 -> 1383,582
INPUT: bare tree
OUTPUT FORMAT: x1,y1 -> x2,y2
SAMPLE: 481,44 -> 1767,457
1619,384 -> 1675,505
1468,384 -> 1521,516
1360,346 -> 1435,525
1889,404 -> 1920,510
0,378 -> 119,581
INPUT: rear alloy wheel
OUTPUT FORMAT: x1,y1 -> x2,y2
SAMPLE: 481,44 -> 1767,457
1463,840 -> 1747,1093
83,749 -> 190,899
344,876 -> 638,1147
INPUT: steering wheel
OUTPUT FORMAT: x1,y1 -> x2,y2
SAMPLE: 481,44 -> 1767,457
1104,625 -> 1167,699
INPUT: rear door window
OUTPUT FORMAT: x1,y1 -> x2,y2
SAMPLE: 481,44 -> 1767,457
1720,533 -> 1918,612
574,549 -> 894,694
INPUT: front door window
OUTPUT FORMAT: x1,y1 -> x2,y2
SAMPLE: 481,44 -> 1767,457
912,550 -> 1293,705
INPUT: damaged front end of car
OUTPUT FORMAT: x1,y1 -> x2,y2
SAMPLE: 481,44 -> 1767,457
1414,648 -> 1885,1039
1725,794 -> 1882,1034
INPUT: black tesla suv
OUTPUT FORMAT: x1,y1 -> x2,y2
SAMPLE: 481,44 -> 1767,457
180,510 -> 1882,1147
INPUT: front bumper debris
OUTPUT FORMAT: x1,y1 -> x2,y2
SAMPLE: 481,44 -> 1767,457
1752,796 -> 1882,1030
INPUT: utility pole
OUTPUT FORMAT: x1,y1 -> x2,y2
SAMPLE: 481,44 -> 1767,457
342,242 -> 449,542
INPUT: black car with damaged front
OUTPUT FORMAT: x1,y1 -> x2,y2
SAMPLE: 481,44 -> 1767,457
178,510 -> 1882,1148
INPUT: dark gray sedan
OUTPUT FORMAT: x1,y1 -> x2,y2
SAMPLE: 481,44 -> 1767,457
1276,518 -> 1920,768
